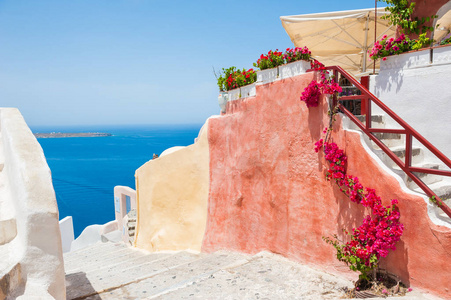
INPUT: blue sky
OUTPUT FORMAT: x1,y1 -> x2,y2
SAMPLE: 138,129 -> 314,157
0,0 -> 377,127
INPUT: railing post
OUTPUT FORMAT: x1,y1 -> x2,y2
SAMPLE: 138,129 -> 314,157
366,98 -> 372,129
405,133 -> 412,168
360,76 -> 369,115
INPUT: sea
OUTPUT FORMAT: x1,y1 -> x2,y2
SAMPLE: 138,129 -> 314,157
32,124 -> 203,238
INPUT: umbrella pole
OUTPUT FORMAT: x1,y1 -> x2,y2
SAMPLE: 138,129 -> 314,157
363,16 -> 370,73
373,0 -> 377,74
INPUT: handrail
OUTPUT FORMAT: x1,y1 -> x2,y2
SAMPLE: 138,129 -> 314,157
321,65 -> 451,218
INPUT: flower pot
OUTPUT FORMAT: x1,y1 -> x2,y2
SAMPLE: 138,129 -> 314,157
278,60 -> 311,79
433,44 -> 451,65
240,83 -> 256,98
379,48 -> 430,72
228,88 -> 241,101
256,67 -> 278,85
218,92 -> 228,113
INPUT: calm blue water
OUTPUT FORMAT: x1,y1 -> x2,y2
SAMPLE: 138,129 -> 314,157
33,125 -> 202,237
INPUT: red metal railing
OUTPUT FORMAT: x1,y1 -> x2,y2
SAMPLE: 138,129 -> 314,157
324,65 -> 451,218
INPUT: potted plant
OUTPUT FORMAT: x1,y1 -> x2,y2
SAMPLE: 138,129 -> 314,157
215,68 -> 230,113
370,34 -> 431,70
279,47 -> 312,79
216,67 -> 257,109
235,68 -> 257,98
253,48 -> 312,84
253,49 -> 284,84
369,0 -> 436,67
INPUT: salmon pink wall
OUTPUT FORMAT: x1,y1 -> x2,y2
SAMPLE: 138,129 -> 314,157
409,0 -> 449,21
203,73 -> 451,297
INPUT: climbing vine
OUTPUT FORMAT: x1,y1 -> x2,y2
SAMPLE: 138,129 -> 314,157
299,60 -> 342,108
303,62 -> 405,284
379,0 -> 437,35
316,138 -> 404,282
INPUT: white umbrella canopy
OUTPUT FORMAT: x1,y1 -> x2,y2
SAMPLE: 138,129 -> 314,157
280,7 -> 395,76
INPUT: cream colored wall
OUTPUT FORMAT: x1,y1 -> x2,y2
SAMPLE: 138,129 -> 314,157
134,120 -> 210,252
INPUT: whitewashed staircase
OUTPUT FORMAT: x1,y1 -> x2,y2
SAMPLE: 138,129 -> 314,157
126,210 -> 136,245
63,241 -> 354,300
353,115 -> 451,223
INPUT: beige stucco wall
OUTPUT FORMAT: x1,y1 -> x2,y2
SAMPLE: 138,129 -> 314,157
134,120 -> 210,252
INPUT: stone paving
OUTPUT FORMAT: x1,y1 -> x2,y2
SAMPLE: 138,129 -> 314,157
64,242 -> 443,300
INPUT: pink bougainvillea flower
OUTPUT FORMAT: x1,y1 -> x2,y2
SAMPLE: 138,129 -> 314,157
300,80 -> 321,108
317,139 -> 404,270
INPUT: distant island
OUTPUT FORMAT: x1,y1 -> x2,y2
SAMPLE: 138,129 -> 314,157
34,132 -> 112,138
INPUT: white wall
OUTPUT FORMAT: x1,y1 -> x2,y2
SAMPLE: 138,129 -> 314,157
114,186 -> 136,243
0,107 -> 65,299
59,216 -> 75,253
369,46 -> 451,162
70,220 -> 118,252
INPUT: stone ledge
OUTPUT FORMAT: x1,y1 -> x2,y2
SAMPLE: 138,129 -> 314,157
0,219 -> 17,246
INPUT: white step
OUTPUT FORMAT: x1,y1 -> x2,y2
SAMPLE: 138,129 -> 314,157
66,250 -> 200,299
393,163 -> 443,190
65,248 -> 355,300
65,243 -> 440,300
370,131 -> 405,148
355,114 -> 385,128
65,245 -> 150,274
414,181 -> 451,223
100,230 -> 122,243
64,244 -> 130,271
414,181 -> 451,202
98,252 -> 352,300
63,241 -> 127,264
161,252 -> 353,300
388,146 -> 424,166
80,251 -> 251,299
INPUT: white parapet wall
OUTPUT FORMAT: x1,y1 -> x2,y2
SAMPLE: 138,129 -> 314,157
59,216 -> 75,253
69,186 -> 136,252
220,59 -> 311,112
70,220 -> 119,252
114,186 -> 136,243
370,45 -> 451,161
0,108 -> 65,299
